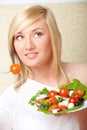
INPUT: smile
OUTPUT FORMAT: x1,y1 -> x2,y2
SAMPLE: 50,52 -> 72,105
25,52 -> 38,59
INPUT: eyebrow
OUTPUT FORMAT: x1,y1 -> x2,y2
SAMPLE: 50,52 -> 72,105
15,27 -> 44,36
15,32 -> 22,35
32,27 -> 44,32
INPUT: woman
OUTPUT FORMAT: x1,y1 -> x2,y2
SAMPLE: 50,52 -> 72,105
0,5 -> 87,130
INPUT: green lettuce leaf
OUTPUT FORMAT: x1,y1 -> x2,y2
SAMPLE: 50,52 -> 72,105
58,79 -> 87,100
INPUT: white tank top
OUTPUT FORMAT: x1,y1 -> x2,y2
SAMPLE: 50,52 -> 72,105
13,78 -> 80,130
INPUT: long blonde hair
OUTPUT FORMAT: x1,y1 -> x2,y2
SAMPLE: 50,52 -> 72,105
8,5 -> 68,89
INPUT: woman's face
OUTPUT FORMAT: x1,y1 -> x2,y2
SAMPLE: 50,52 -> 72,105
14,17 -> 53,69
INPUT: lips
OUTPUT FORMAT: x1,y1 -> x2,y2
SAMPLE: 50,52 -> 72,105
25,52 -> 38,59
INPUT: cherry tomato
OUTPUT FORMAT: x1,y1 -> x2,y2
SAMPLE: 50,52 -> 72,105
10,64 -> 21,74
47,90 -> 58,98
50,97 -> 58,105
59,87 -> 69,97
75,88 -> 84,97
71,91 -> 81,99
48,104 -> 59,112
69,96 -> 79,104
57,105 -> 67,111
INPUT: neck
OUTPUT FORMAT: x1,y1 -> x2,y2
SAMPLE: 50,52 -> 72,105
30,65 -> 58,87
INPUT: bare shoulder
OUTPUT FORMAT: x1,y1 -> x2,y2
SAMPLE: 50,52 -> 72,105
62,61 -> 87,86
68,62 -> 87,72
67,62 -> 87,71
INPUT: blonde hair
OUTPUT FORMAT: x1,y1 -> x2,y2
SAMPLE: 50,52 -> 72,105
8,5 -> 68,89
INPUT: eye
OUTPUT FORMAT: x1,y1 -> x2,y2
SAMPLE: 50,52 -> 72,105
34,32 -> 42,38
15,35 -> 23,40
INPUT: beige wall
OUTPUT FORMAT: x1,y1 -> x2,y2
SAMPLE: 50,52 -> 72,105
0,2 -> 87,94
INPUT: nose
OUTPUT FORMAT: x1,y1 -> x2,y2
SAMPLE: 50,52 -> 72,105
25,38 -> 35,50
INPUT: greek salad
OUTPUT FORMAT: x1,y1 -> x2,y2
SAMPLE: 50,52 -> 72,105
29,79 -> 87,114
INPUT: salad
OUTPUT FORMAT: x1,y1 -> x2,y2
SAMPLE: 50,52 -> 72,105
29,79 -> 87,115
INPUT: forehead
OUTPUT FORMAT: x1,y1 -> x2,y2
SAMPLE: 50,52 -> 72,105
20,17 -> 48,33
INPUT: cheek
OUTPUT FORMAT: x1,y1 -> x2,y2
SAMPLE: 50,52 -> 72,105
14,43 -> 23,54
43,36 -> 52,51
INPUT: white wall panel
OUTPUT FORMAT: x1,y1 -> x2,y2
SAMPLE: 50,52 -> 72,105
0,0 -> 87,4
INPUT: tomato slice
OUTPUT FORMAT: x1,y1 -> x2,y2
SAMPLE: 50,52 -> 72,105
47,90 -> 58,98
10,64 -> 21,74
57,105 -> 67,112
75,88 -> 84,97
69,96 -> 79,104
59,87 -> 69,97
71,91 -> 81,99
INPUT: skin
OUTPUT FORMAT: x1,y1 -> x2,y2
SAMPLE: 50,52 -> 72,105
14,16 -> 87,130
62,62 -> 87,86
14,17 -> 52,70
14,17 -> 55,83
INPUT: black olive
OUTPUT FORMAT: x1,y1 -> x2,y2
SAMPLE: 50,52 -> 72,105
79,98 -> 84,102
75,101 -> 81,106
75,98 -> 84,106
